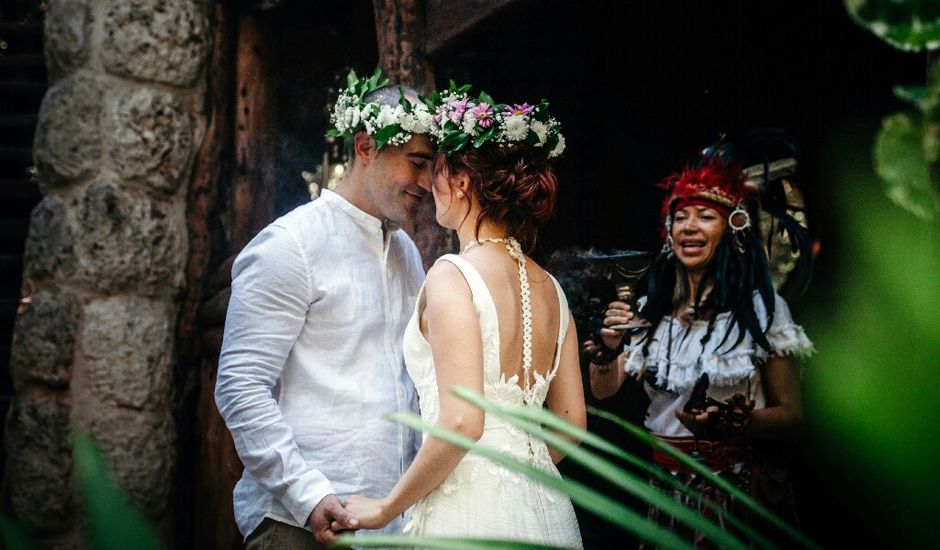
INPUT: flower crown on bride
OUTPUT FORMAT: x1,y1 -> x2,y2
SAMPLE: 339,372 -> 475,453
327,68 -> 434,150
327,69 -> 565,158
424,81 -> 566,158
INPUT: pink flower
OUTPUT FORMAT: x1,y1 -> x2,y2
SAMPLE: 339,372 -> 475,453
447,98 -> 470,123
470,103 -> 494,128
505,103 -> 533,117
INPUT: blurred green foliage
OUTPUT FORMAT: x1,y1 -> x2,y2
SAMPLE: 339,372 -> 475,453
844,0 -> 940,52
339,387 -> 817,550
72,433 -> 160,550
846,0 -> 940,221
0,434 -> 161,549
805,152 -> 940,543
0,515 -> 35,550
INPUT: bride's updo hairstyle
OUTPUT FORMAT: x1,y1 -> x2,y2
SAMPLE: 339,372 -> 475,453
434,142 -> 558,249
425,84 -> 566,250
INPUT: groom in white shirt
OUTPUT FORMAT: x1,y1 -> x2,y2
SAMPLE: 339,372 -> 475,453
215,82 -> 434,548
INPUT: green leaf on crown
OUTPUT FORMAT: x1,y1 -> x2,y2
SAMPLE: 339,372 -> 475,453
474,126 -> 497,148
533,100 -> 552,122
544,134 -> 559,153
441,131 -> 469,152
373,123 -> 405,145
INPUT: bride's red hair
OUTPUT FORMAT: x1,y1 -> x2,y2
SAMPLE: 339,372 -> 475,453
433,143 -> 558,250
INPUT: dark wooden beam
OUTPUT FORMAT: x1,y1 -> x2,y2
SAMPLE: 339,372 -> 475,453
372,0 -> 452,268
231,11 -> 277,252
425,0 -> 517,58
182,2 -> 241,548
372,0 -> 435,94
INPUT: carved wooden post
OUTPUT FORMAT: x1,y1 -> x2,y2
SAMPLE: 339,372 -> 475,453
186,1 -> 245,547
372,0 -> 452,268
231,11 -> 277,251
372,0 -> 436,95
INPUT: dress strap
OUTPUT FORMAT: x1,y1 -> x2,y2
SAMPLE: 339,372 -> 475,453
434,254 -> 492,302
548,275 -> 569,376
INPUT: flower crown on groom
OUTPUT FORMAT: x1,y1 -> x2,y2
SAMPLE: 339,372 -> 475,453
328,68 -> 565,158
326,67 -> 434,150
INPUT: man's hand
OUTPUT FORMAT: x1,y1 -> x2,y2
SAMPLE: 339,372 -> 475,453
308,494 -> 359,544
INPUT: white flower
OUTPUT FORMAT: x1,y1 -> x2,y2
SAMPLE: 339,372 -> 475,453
501,113 -> 529,141
374,104 -> 398,129
461,110 -> 480,137
399,112 -> 416,132
348,106 -> 360,130
549,134 -> 566,158
413,107 -> 433,135
530,120 -> 548,146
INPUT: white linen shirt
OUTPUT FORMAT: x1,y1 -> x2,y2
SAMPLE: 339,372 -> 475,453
216,189 -> 424,539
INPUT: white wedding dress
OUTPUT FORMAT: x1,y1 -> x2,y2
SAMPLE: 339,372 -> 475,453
401,252 -> 583,549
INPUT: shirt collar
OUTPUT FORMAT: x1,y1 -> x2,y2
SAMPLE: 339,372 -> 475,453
319,189 -> 384,233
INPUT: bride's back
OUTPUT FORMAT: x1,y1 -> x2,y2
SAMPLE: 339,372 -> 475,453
460,244 -> 561,391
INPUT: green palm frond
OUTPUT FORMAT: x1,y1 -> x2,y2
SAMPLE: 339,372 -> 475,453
451,387 -> 757,550
588,407 -> 819,550
389,411 -> 693,550
333,534 -> 571,549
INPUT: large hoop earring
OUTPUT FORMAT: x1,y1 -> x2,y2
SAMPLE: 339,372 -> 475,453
729,205 -> 751,233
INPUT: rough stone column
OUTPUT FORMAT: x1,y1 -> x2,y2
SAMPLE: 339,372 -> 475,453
2,0 -> 208,546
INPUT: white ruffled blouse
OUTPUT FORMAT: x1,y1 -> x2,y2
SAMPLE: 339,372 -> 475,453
624,292 -> 813,437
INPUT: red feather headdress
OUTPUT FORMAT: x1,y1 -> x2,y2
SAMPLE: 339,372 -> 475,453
658,156 -> 755,237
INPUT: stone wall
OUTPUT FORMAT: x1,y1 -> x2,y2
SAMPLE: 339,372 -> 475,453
3,0 -> 208,546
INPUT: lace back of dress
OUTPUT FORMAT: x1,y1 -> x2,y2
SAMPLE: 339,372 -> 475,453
504,238 -> 537,407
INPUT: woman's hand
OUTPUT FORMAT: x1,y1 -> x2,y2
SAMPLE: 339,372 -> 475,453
675,394 -> 755,440
339,495 -> 391,530
582,301 -> 634,364
674,407 -> 712,436
600,301 -> 633,348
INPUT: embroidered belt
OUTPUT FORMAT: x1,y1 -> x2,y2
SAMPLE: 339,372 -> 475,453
651,434 -> 746,474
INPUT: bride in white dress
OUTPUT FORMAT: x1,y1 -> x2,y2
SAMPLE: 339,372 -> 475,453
344,92 -> 584,548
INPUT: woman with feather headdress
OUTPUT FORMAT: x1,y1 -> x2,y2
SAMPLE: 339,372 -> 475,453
586,131 -> 815,545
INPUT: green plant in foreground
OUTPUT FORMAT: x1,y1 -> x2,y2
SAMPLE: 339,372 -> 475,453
0,434 -> 161,550
72,433 -> 161,550
338,387 -> 818,550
